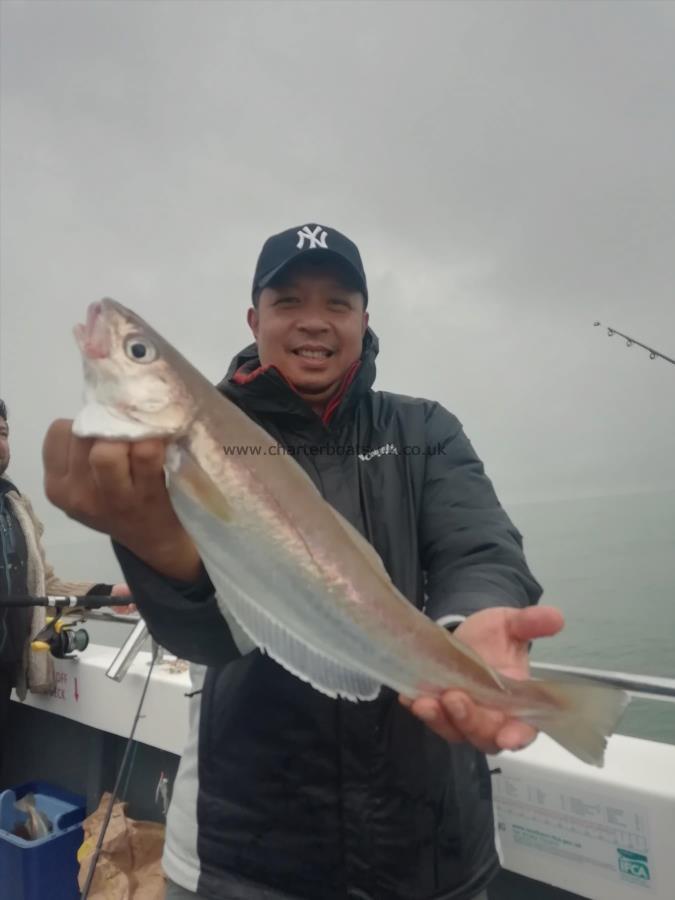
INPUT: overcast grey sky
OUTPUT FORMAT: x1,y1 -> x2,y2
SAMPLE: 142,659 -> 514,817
1,0 -> 674,575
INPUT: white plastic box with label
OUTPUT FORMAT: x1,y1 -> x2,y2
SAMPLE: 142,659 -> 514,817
489,733 -> 675,900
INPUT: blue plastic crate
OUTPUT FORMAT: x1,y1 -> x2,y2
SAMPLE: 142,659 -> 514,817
0,781 -> 86,900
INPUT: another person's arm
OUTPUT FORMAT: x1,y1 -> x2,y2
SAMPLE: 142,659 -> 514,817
20,491 -> 115,599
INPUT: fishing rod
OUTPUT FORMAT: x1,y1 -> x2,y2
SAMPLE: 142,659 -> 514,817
80,645 -> 158,900
0,595 -> 135,656
593,322 -> 675,366
0,594 -> 134,609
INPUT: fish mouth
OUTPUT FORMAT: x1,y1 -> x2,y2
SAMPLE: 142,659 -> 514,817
74,301 -> 111,359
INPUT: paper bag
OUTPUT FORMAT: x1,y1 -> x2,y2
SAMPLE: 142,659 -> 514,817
77,793 -> 166,900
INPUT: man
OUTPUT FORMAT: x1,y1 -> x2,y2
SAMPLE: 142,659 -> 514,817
43,225 -> 561,900
0,400 -> 125,777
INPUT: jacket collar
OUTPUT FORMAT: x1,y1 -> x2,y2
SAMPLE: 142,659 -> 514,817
218,328 -> 379,427
0,477 -> 19,498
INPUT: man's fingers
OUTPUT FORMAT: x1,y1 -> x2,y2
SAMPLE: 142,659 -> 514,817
508,605 -> 565,644
406,691 -> 507,752
43,419 -> 78,479
41,424 -> 185,564
129,440 -> 167,493
406,697 -> 465,743
438,691 -> 508,754
401,691 -> 540,755
66,429 -> 97,478
89,441 -> 134,506
495,720 -> 538,752
43,421 -> 99,521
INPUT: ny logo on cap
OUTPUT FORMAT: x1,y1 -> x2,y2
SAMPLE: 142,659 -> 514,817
296,225 -> 328,250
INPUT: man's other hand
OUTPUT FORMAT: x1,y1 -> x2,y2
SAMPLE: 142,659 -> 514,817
400,606 -> 564,754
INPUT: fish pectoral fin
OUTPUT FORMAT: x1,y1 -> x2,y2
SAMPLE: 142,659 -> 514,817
165,445 -> 233,522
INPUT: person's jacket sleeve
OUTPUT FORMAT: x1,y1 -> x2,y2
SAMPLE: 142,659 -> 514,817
113,542 -> 244,666
18,492 -> 109,596
418,403 -> 542,624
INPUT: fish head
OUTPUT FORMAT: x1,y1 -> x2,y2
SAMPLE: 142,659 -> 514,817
73,298 -> 195,441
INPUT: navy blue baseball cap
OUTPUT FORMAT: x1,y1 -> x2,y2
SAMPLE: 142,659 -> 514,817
252,223 -> 368,305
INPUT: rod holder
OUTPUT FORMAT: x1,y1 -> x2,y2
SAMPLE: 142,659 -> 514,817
105,619 -> 150,682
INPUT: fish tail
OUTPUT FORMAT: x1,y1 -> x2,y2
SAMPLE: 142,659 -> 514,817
508,676 -> 630,767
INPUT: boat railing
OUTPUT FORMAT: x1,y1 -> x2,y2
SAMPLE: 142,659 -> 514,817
530,662 -> 675,703
78,611 -> 675,702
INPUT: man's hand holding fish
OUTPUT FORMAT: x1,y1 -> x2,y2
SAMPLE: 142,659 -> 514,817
44,423 -> 201,583
401,604 -> 566,754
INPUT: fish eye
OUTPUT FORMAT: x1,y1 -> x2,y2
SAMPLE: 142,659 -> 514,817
124,335 -> 157,364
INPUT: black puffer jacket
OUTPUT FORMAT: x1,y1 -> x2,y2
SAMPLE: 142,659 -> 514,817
115,330 -> 542,900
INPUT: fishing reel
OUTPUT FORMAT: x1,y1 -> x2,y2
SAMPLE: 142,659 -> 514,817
31,613 -> 89,659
